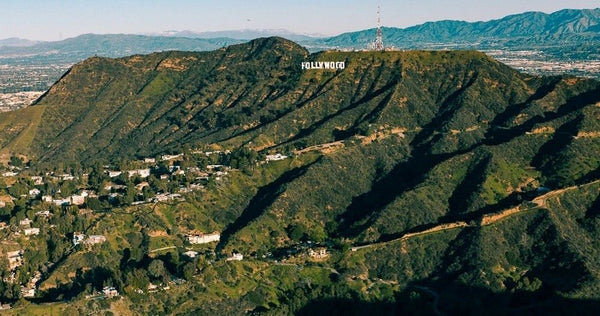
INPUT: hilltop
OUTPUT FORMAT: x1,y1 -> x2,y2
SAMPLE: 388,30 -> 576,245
0,37 -> 600,314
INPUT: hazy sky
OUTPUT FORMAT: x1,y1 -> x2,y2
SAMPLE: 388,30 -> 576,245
2,0 -> 600,41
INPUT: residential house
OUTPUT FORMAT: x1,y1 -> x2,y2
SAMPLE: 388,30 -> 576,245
30,176 -> 43,185
85,235 -> 106,245
266,153 -> 288,161
187,232 -> 220,244
102,286 -> 119,298
28,189 -> 41,197
107,171 -> 122,178
144,158 -> 156,163
23,228 -> 40,236
20,286 -> 35,298
19,218 -> 32,227
183,251 -> 198,258
70,194 -> 85,206
226,252 -> 244,261
73,233 -> 85,246
7,251 -> 23,270
161,153 -> 184,161
59,174 -> 75,181
35,210 -> 51,217
308,248 -> 329,259
41,195 -> 53,203
2,171 -> 17,177
127,168 -> 151,178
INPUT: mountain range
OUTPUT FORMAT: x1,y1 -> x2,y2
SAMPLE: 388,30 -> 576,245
318,8 -> 600,49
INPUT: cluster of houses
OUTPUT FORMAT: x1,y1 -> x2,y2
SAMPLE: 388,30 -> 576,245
0,149 -> 294,302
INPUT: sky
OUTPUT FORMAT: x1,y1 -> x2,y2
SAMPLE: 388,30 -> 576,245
2,0 -> 600,41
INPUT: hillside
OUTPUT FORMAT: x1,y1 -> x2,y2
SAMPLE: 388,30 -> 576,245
1,37 -> 600,314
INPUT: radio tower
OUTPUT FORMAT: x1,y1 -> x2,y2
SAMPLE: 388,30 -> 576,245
374,5 -> 384,51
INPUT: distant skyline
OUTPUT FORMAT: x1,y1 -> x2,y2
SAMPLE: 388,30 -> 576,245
2,0 -> 600,41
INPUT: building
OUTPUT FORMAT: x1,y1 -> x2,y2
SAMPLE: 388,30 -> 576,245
41,195 -> 53,203
7,251 -> 23,270
20,286 -> 35,298
23,228 -> 40,236
102,286 -> 119,298
226,252 -> 243,261
183,250 -> 198,258
59,174 -> 75,181
73,233 -> 85,246
35,210 -> 51,217
308,248 -> 329,259
70,195 -> 85,206
2,171 -> 17,177
144,158 -> 156,163
187,232 -> 220,244
127,168 -> 151,178
28,189 -> 41,197
30,176 -> 43,185
265,153 -> 288,161
107,171 -> 122,178
161,153 -> 184,161
19,218 -> 32,227
85,235 -> 107,245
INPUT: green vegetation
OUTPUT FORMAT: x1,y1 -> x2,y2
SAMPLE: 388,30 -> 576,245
0,37 -> 599,314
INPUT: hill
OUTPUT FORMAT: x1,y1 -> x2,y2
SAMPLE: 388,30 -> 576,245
1,37 -> 600,314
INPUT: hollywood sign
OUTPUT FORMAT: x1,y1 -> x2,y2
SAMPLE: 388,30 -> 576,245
301,61 -> 345,70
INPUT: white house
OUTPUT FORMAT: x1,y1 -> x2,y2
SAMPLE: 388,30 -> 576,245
41,195 -> 53,203
20,286 -> 35,298
266,153 -> 288,161
70,195 -> 85,206
161,154 -> 184,161
2,171 -> 17,177
73,233 -> 85,246
85,235 -> 106,245
144,158 -> 156,163
226,252 -> 243,261
28,189 -> 41,198
127,169 -> 151,178
183,250 -> 198,258
187,232 -> 220,244
102,286 -> 119,298
7,251 -> 23,270
23,228 -> 40,236
30,176 -> 43,185
19,218 -> 32,227
107,171 -> 122,178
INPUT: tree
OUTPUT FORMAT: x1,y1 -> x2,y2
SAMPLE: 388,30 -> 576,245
148,259 -> 166,281
183,262 -> 196,281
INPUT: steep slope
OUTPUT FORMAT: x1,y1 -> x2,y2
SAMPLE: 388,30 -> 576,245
3,38 -> 600,314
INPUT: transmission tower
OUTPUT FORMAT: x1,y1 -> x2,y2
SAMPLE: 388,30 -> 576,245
374,5 -> 384,51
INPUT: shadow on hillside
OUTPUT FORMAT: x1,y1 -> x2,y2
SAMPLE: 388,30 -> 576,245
293,282 -> 600,316
336,83 -> 600,239
530,115 -> 583,187
35,267 -> 116,303
484,86 -> 600,147
489,77 -> 561,128
216,160 -> 319,254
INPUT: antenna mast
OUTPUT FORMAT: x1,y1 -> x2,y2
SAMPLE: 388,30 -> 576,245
374,5 -> 384,51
